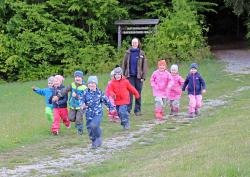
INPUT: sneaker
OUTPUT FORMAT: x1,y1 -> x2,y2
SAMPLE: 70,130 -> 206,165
195,109 -> 200,116
91,141 -> 97,149
77,129 -> 83,135
96,137 -> 102,147
66,124 -> 71,129
188,113 -> 195,118
123,122 -> 130,130
52,131 -> 59,135
134,112 -> 142,116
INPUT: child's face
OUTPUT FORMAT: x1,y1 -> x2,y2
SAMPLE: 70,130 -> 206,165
114,74 -> 122,80
190,68 -> 197,74
88,82 -> 97,91
54,78 -> 61,88
158,65 -> 166,72
171,69 -> 178,75
48,81 -> 54,88
75,76 -> 83,84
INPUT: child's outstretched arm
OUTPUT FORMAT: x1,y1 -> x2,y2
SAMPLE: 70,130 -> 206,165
100,91 -> 115,112
32,87 -> 46,96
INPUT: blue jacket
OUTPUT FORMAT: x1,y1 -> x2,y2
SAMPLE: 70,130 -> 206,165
49,85 -> 68,108
81,88 -> 114,120
182,72 -> 206,95
33,87 -> 53,108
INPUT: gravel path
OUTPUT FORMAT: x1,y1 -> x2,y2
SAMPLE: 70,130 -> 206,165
213,49 -> 250,74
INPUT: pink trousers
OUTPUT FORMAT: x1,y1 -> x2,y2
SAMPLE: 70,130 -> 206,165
188,94 -> 202,113
51,108 -> 70,133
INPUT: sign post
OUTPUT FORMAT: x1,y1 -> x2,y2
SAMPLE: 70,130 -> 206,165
115,19 -> 159,49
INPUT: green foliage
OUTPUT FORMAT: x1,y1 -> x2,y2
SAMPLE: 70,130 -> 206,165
224,0 -> 250,16
0,0 -> 127,81
0,0 -> 213,82
145,0 -> 210,65
119,0 -> 171,18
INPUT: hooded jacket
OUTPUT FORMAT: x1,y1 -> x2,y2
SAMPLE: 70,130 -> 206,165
182,72 -> 206,95
150,70 -> 171,98
167,74 -> 184,100
107,77 -> 140,105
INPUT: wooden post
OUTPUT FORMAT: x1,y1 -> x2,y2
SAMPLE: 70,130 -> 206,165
118,25 -> 122,49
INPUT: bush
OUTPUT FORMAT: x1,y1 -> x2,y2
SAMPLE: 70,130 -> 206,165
145,0 -> 210,66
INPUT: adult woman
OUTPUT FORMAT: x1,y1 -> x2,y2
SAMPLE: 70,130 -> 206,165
121,38 -> 148,116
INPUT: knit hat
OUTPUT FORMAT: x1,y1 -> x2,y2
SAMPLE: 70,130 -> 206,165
110,70 -> 115,76
54,75 -> 64,83
114,67 -> 123,75
74,70 -> 83,78
190,63 -> 198,69
87,76 -> 98,85
170,64 -> 178,72
158,60 -> 167,67
48,76 -> 55,83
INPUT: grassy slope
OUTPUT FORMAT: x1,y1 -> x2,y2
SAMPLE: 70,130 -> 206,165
0,59 -> 250,176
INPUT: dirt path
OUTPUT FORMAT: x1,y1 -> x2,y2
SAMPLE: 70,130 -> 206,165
213,49 -> 250,74
1,49 -> 250,177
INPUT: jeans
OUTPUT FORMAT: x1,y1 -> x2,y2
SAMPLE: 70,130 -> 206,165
127,76 -> 143,113
86,114 -> 102,141
116,105 -> 129,126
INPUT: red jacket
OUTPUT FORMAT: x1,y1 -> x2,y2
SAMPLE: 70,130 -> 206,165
108,77 -> 140,106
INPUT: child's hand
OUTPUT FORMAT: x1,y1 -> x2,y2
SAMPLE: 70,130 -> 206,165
110,110 -> 116,116
112,94 -> 116,99
52,96 -> 59,102
32,86 -> 36,91
202,89 -> 206,94
72,92 -> 77,97
80,104 -> 88,110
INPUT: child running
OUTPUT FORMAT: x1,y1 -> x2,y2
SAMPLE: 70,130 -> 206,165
32,76 -> 54,124
105,69 -> 120,122
167,64 -> 184,116
150,60 -> 171,121
182,63 -> 206,118
80,76 -> 115,149
107,67 -> 140,130
61,71 -> 87,135
49,75 -> 71,135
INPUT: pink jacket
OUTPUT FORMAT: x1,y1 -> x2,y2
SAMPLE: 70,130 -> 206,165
167,74 -> 184,100
150,70 -> 171,98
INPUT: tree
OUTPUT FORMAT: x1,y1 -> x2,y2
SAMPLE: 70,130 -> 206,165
224,0 -> 250,16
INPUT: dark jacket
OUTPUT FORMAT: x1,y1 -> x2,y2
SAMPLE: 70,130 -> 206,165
49,85 -> 68,108
122,48 -> 148,80
80,88 -> 114,120
182,72 -> 206,95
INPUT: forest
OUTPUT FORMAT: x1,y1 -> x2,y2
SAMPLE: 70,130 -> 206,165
0,0 -> 249,81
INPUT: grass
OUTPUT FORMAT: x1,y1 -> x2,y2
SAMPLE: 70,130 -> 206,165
1,58 -> 250,176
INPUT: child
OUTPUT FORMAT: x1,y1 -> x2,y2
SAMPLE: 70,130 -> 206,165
105,70 -> 120,123
182,63 -> 206,118
80,76 -> 115,149
150,60 -> 171,121
32,76 -> 54,124
49,75 -> 71,135
167,64 -> 184,116
107,67 -> 140,130
61,71 -> 87,135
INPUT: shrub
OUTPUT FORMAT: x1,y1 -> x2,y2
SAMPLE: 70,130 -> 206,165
145,0 -> 210,66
